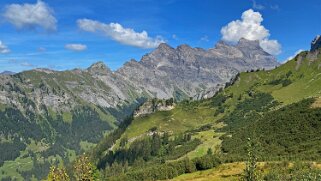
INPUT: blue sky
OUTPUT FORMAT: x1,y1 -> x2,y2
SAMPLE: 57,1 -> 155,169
0,0 -> 320,72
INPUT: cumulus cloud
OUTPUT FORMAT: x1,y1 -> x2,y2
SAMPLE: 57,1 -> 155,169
3,0 -> 57,31
260,39 -> 281,55
221,9 -> 281,55
77,19 -> 165,49
65,44 -> 87,52
0,41 -> 10,54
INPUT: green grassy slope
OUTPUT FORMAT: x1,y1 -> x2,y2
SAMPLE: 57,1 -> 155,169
110,50 -> 321,156
92,50 -> 321,180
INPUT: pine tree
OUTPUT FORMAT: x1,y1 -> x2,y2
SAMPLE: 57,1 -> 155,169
207,148 -> 213,155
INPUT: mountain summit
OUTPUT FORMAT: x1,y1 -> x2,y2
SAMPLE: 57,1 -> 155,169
311,35 -> 321,52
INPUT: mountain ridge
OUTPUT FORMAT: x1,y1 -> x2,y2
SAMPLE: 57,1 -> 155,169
0,38 -> 279,113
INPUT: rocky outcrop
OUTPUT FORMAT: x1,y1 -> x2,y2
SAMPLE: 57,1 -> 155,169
134,99 -> 175,117
311,35 -> 321,52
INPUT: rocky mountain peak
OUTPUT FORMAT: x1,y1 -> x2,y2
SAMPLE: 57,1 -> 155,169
155,43 -> 174,52
122,59 -> 139,67
311,35 -> 321,52
177,44 -> 193,51
141,43 -> 177,64
237,38 -> 261,48
215,40 -> 229,48
87,61 -> 112,75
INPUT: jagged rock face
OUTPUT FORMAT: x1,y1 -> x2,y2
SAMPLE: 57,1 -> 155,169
0,39 -> 279,115
311,35 -> 321,52
117,38 -> 279,100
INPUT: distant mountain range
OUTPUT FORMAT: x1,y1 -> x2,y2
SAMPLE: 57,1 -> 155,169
0,38 -> 279,116
117,38 -> 279,100
0,71 -> 15,75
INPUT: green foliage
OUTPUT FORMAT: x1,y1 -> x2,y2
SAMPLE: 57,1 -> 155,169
41,106 -> 112,159
219,92 -> 278,133
268,72 -> 293,87
0,104 -> 113,179
119,137 -> 128,148
165,139 -> 201,160
19,156 -> 52,180
73,154 -> 100,181
47,166 -> 70,181
194,154 -> 221,170
211,94 -> 228,107
111,154 -> 221,181
222,98 -> 321,161
282,79 -> 292,87
257,162 -> 321,181
93,115 -> 133,167
165,98 -> 174,106
99,133 -> 201,169
207,148 -> 213,155
0,138 -> 26,166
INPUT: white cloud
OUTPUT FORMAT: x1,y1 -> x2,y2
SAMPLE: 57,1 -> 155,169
172,34 -> 178,40
200,35 -> 209,42
270,4 -> 280,11
20,62 -> 34,67
65,44 -> 87,52
282,49 -> 304,64
220,9 -> 281,55
260,39 -> 281,55
3,0 -> 57,31
0,41 -> 10,54
77,19 -> 165,49
252,0 -> 265,10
